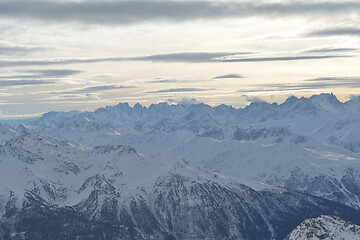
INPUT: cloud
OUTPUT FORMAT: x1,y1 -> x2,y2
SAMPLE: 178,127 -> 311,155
0,69 -> 83,79
145,79 -> 203,84
304,77 -> 360,82
126,76 -> 210,84
303,47 -> 358,53
213,74 -> 244,79
146,88 -> 210,94
177,98 -> 202,105
222,55 -> 351,62
0,1 -> 360,25
0,45 -> 44,56
0,52 -> 244,67
52,85 -> 135,94
22,69 -> 83,77
131,52 -> 249,63
0,57 -> 123,67
0,50 -> 353,68
243,95 -> 264,103
0,80 -> 53,87
238,77 -> 360,93
309,27 -> 360,37
0,52 -> 234,67
0,112 -> 44,120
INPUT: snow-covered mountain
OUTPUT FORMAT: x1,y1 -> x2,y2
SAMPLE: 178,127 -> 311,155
285,215 -> 360,240
1,133 -> 360,239
15,93 -> 360,210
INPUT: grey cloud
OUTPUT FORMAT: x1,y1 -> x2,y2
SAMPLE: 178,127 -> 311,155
145,79 -> 203,84
239,77 -> 360,93
131,52 -> 249,63
0,51 -> 352,68
53,85 -> 135,94
0,45 -> 43,56
0,80 -> 53,87
303,47 -> 358,53
177,98 -> 202,105
77,85 -> 134,93
305,77 -> 360,82
131,76 -> 210,84
22,69 -> 83,77
0,1 -> 360,25
0,69 -> 83,79
0,52 -> 242,67
166,98 -> 201,105
243,95 -> 264,103
213,74 -> 244,79
222,55 -> 351,62
309,27 -> 360,37
146,88 -> 210,94
0,57 -> 125,67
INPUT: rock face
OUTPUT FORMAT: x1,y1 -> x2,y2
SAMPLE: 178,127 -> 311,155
285,215 -> 360,240
1,133 -> 360,240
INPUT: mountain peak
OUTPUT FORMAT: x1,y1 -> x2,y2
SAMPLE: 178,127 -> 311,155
279,93 -> 342,115
285,215 -> 360,240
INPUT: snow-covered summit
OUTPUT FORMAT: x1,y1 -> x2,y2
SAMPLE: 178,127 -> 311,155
285,215 -> 360,240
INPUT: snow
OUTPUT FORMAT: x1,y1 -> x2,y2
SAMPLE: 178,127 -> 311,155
6,93 -> 360,209
1,94 -> 360,239
0,133 -> 235,212
286,215 -> 360,240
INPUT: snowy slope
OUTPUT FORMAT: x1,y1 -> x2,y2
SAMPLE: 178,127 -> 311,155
0,133 -> 194,208
1,133 -> 360,239
168,135 -> 360,208
0,123 -> 17,143
285,215 -> 360,240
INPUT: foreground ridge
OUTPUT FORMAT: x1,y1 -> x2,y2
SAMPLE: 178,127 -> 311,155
0,133 -> 360,239
285,215 -> 360,240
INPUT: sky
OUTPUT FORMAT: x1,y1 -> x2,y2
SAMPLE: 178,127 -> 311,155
0,0 -> 360,118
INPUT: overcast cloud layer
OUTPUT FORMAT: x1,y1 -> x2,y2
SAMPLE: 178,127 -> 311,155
0,0 -> 359,118
0,1 -> 360,24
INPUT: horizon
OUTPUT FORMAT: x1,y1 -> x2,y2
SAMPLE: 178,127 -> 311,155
0,92 -> 354,121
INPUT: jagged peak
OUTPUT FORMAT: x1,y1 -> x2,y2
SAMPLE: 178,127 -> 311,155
148,101 -> 169,109
246,101 -> 272,108
309,92 -> 341,103
21,93 -> 356,131
41,93 -> 349,122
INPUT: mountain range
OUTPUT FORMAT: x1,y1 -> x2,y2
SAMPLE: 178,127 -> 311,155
1,93 -> 360,239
